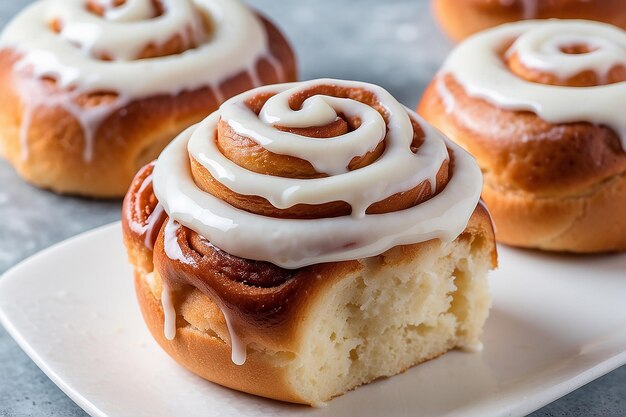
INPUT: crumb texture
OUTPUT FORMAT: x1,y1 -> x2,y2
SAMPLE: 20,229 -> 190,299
290,234 -> 492,403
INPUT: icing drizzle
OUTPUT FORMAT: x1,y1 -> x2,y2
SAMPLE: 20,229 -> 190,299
439,20 -> 626,148
0,0 -> 274,162
153,79 -> 483,269
153,80 -> 483,364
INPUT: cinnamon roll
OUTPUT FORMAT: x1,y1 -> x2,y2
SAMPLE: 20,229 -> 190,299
419,20 -> 626,253
123,79 -> 496,405
0,0 -> 296,197
433,0 -> 626,41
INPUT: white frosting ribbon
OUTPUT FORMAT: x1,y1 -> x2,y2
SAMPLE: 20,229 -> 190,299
0,0 -> 273,161
153,79 -> 483,269
0,0 -> 267,95
439,20 -> 626,148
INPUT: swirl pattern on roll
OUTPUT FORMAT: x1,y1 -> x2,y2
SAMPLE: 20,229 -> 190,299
1,0 -> 271,95
0,0 -> 283,161
152,79 -> 483,268
438,19 -> 626,147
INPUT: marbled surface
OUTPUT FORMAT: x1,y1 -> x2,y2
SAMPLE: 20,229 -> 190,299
0,0 -> 624,416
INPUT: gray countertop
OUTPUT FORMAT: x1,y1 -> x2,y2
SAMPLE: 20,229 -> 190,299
0,0 -> 624,416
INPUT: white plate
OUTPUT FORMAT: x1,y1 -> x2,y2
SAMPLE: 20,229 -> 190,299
0,222 -> 625,417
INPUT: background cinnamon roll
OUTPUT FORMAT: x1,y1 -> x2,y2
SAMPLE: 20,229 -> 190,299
419,19 -> 626,253
433,0 -> 626,41
123,79 -> 496,405
0,0 -> 296,197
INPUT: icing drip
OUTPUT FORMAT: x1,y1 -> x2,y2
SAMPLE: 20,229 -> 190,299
265,54 -> 286,83
0,0 -> 274,162
15,73 -> 124,161
161,281 -> 177,341
153,79 -> 483,269
162,218 -> 247,364
223,310 -> 247,365
163,218 -> 195,265
441,20 -> 626,149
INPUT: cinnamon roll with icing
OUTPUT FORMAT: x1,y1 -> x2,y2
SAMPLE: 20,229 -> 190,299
123,79 -> 496,405
433,0 -> 626,42
0,0 -> 296,197
419,20 -> 626,252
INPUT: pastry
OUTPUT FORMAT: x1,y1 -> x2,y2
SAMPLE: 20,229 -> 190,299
419,20 -> 626,252
433,0 -> 626,41
123,79 -> 497,404
0,0 -> 296,197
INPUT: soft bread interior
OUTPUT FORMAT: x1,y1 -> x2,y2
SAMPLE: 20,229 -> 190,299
289,233 -> 492,404
141,232 -> 492,405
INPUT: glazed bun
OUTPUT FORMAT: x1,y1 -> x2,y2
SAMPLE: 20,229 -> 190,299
132,208 -> 494,405
419,20 -> 626,252
433,0 -> 626,41
123,79 -> 497,404
0,0 -> 296,197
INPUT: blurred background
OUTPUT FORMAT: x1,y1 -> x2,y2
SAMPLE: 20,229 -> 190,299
0,1 -> 623,416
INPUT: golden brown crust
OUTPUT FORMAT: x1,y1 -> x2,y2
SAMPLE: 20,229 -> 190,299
418,74 -> 626,252
134,270 -> 309,404
481,170 -> 626,252
433,0 -> 626,42
130,204 -> 495,404
0,15 -> 297,198
420,75 -> 626,196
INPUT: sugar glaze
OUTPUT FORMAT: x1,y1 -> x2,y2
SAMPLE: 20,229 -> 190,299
439,20 -> 626,148
0,0 -> 274,161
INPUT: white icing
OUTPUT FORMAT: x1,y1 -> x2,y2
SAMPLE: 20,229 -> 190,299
54,0 -> 207,61
0,0 -> 277,161
508,25 -> 625,81
194,81 -> 448,216
225,90 -> 393,176
15,74 -> 120,161
98,0 -> 154,22
440,20 -> 626,149
153,79 -> 483,269
161,281 -> 176,341
223,310 -> 247,365
163,218 -> 196,265
162,217 -> 248,364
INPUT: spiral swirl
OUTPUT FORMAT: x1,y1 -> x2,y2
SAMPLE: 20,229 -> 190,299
0,0 -> 272,97
152,79 -> 482,268
438,20 -> 626,146
0,0 -> 293,165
